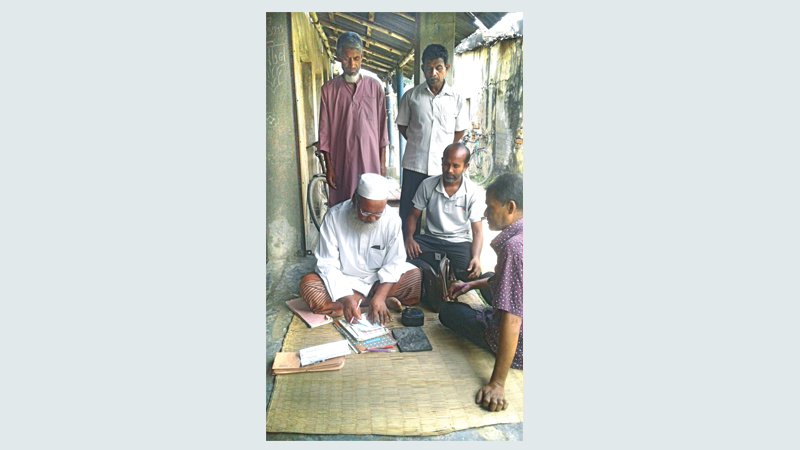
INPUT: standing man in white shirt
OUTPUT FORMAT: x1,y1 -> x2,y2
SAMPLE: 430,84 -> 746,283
395,44 -> 470,233
403,143 -> 485,281
298,173 -> 421,326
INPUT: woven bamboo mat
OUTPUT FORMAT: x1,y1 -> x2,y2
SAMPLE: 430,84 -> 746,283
266,292 -> 523,436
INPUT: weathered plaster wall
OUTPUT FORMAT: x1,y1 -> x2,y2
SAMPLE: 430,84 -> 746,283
289,12 -> 332,252
454,38 -> 523,174
267,13 -> 304,260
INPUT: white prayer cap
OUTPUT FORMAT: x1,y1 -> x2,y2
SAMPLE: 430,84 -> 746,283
356,173 -> 389,200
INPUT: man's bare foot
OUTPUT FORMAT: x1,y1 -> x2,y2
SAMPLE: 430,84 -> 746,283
385,296 -> 403,312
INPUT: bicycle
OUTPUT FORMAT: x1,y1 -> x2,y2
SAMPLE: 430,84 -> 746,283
306,142 -> 329,231
460,129 -> 494,185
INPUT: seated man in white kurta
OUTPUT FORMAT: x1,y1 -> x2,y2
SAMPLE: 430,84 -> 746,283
299,173 -> 421,326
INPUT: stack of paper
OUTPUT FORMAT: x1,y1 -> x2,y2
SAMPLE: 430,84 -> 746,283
298,340 -> 351,366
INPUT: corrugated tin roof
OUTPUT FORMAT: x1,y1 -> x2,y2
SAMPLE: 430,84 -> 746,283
311,12 -> 512,81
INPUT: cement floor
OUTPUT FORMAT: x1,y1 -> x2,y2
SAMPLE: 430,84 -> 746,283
266,256 -> 522,441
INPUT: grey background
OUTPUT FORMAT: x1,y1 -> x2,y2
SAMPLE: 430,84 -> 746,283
2,1 -> 799,449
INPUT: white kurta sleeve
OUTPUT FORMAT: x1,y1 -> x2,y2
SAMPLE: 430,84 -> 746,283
376,217 -> 410,284
314,214 -> 353,302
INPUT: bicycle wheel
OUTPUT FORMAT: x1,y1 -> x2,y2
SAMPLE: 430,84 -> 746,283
307,175 -> 329,231
468,148 -> 494,185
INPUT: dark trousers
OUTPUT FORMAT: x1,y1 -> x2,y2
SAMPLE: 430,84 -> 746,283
409,234 -> 494,298
399,169 -> 431,236
439,295 -> 493,350
411,234 -> 472,280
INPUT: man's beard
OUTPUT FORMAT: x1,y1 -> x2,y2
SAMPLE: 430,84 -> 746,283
343,72 -> 360,83
347,203 -> 380,234
443,172 -> 462,183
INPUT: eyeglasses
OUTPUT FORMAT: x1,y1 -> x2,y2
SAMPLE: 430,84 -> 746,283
359,205 -> 386,218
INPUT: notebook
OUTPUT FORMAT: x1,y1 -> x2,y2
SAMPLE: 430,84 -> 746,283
392,327 -> 433,352
271,352 -> 345,375
285,297 -> 333,328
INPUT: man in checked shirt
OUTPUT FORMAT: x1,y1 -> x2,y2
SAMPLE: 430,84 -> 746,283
442,173 -> 524,412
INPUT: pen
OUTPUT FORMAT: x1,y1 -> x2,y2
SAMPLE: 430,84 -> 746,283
350,298 -> 363,324
447,283 -> 468,300
363,348 -> 396,353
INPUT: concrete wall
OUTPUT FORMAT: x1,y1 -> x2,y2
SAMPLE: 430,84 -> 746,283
453,38 -> 523,174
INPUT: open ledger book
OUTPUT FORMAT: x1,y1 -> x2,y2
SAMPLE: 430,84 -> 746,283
332,321 -> 397,353
336,317 -> 388,341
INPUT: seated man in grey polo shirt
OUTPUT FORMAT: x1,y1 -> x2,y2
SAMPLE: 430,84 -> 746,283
403,143 -> 485,280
